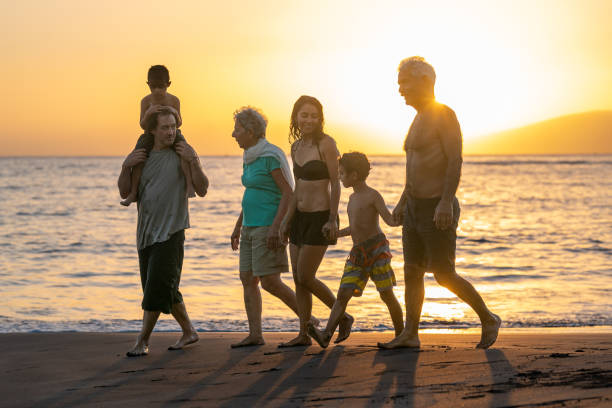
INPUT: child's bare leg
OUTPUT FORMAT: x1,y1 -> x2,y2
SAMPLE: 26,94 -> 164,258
378,289 -> 404,336
120,163 -> 144,206
181,160 -> 196,198
308,287 -> 353,348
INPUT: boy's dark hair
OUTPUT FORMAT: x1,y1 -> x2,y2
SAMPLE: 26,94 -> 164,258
147,65 -> 170,83
145,108 -> 176,133
339,152 -> 371,181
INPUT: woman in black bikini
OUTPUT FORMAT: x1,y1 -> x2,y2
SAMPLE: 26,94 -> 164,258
279,95 -> 353,347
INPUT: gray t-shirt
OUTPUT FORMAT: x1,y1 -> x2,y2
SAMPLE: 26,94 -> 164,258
137,149 -> 189,249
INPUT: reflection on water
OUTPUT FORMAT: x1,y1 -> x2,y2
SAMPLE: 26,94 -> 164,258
0,155 -> 611,332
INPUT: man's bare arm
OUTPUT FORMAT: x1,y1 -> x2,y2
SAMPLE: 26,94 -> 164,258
439,107 -> 463,203
392,153 -> 410,224
432,106 -> 462,230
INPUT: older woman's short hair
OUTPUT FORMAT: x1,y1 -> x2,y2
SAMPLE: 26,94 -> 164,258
398,56 -> 436,84
233,106 -> 268,139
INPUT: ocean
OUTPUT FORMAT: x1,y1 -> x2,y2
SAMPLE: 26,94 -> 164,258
0,155 -> 610,332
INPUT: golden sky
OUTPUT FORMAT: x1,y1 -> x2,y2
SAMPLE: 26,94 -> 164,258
1,0 -> 611,156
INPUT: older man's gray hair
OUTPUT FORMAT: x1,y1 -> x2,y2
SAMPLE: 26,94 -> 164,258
233,106 -> 268,139
398,56 -> 436,84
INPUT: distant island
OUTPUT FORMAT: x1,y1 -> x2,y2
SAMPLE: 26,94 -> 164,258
465,110 -> 612,155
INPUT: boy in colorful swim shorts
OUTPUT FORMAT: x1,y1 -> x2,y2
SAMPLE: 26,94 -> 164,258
308,152 -> 404,347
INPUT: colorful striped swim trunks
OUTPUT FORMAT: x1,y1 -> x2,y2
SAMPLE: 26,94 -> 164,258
340,233 -> 396,297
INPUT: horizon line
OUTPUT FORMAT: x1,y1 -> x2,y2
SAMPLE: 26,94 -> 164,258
2,153 -> 611,159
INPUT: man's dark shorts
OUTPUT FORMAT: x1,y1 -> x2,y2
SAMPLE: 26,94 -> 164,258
402,196 -> 460,274
138,230 -> 185,313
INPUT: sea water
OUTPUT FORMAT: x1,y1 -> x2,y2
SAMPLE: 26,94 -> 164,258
0,155 -> 610,332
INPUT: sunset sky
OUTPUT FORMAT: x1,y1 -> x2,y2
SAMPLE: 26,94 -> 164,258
2,0 -> 611,156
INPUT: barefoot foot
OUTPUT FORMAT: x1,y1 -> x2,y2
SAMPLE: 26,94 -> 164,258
334,314 -> 354,344
230,335 -> 265,348
309,316 -> 320,328
477,313 -> 501,349
377,331 -> 421,349
168,332 -> 199,350
126,342 -> 149,357
278,334 -> 312,348
307,323 -> 331,348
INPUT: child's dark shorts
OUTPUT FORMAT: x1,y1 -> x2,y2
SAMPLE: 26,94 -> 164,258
289,209 -> 338,246
340,233 -> 396,297
135,129 -> 187,155
402,196 -> 460,275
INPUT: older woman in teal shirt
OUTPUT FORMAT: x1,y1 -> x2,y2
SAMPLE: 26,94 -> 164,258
230,106 -> 303,348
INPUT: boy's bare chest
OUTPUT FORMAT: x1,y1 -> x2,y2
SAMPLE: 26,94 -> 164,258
348,196 -> 376,221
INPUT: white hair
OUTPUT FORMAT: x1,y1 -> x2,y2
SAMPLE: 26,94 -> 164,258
398,56 -> 436,83
233,106 -> 268,139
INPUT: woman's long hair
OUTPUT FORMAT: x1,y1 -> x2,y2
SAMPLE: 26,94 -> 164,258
288,95 -> 326,145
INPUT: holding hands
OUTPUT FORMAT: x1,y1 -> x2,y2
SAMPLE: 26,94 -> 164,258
392,205 -> 404,226
266,226 -> 283,250
321,218 -> 338,241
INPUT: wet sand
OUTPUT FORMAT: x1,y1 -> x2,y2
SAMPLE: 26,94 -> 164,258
1,332 -> 610,407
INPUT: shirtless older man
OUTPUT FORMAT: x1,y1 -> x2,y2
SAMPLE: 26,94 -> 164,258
379,57 -> 501,349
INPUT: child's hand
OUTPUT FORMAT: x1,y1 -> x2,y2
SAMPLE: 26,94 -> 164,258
175,141 -> 197,162
392,205 -> 404,226
321,219 -> 338,241
321,224 -> 330,240
145,104 -> 162,115
122,148 -> 147,168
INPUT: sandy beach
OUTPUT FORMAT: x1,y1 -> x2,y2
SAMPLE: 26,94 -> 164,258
1,331 -> 610,407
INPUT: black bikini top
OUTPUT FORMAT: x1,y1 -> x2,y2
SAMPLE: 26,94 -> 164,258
292,141 -> 330,181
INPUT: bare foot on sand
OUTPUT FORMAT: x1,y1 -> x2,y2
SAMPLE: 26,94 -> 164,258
377,330 -> 421,349
307,323 -> 331,348
120,193 -> 137,207
477,313 -> 502,349
126,342 -> 149,357
168,332 -> 199,350
334,314 -> 354,344
230,335 -> 265,348
278,334 -> 312,348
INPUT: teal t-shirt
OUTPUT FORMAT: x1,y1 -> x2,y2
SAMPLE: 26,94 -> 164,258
242,156 -> 281,226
